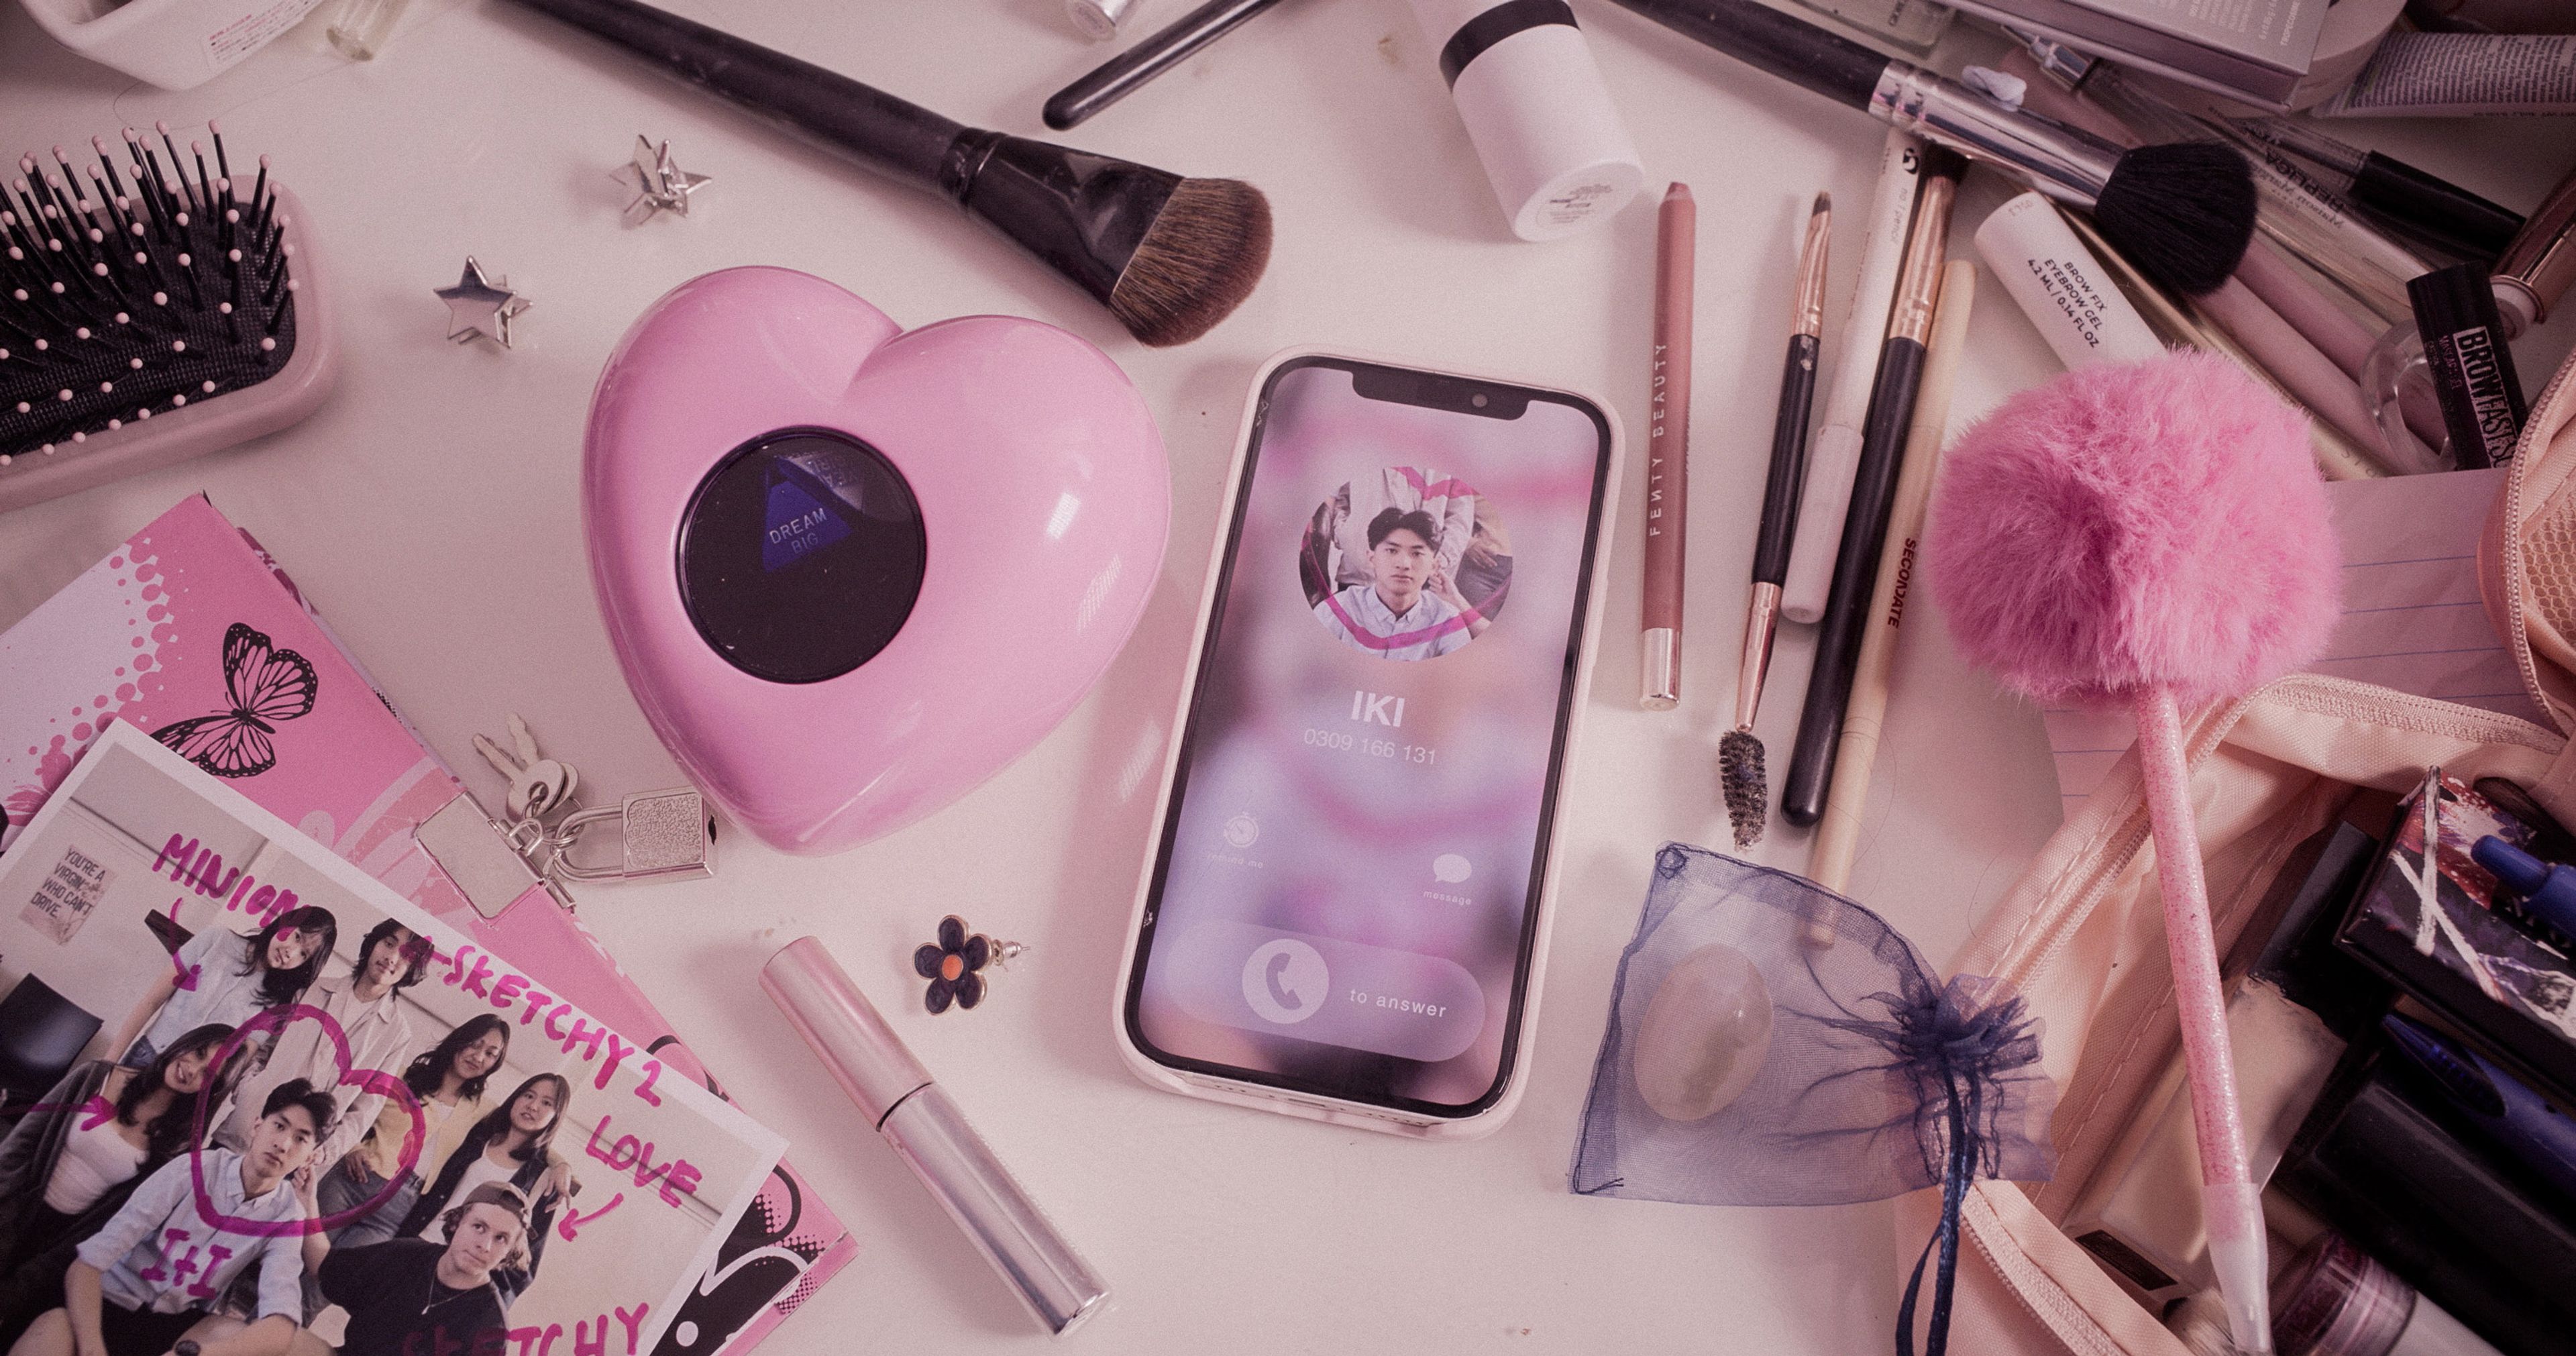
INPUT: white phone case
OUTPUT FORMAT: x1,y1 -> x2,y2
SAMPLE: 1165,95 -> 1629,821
1108,346 -> 1623,1139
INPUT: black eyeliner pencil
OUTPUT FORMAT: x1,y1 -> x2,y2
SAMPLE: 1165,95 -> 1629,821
1780,146 -> 1964,829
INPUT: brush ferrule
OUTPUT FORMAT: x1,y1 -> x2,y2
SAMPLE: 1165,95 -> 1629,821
1790,205 -> 1829,340
1868,65 -> 2121,210
1641,627 -> 1680,711
1734,582 -> 1778,733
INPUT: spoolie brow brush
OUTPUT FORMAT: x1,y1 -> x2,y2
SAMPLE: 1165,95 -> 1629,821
1719,191 -> 1829,849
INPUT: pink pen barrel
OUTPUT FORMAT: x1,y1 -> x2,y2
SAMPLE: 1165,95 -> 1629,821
2134,689 -> 2273,1354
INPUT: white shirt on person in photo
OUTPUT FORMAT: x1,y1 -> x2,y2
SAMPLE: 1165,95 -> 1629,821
43,1110 -> 150,1212
136,929 -> 272,1057
1313,584 -> 1470,661
75,1149 -> 306,1320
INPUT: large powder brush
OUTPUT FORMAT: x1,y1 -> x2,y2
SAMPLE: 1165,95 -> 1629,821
1925,351 -> 2340,1355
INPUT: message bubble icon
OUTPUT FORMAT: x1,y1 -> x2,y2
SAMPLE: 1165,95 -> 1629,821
1432,853 -> 1471,884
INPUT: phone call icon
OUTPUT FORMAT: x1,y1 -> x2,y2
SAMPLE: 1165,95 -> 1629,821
1242,938 -> 1328,1025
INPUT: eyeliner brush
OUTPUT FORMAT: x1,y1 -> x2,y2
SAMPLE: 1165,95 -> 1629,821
1718,190 -> 1829,849
1782,146 -> 1964,830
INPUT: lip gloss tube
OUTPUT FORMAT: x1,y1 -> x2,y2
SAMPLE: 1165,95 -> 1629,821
761,937 -> 1109,1335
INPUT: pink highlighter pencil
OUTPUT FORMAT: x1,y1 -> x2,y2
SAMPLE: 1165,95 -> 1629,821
1642,183 -> 1695,710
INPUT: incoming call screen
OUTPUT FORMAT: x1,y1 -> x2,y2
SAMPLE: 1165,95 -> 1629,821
1128,358 -> 1611,1113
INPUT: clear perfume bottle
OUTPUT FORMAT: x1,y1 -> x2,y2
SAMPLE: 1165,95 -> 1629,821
327,0 -> 408,60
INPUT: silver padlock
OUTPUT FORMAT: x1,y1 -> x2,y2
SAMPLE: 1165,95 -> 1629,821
549,789 -> 716,883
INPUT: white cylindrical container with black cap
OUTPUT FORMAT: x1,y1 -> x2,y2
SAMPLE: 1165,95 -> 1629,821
1410,0 -> 1646,241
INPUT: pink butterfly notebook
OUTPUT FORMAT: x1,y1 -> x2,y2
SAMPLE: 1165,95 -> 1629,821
0,494 -> 856,1356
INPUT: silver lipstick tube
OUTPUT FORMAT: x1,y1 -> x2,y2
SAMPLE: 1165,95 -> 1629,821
1868,64 -> 2123,210
761,937 -> 1109,1335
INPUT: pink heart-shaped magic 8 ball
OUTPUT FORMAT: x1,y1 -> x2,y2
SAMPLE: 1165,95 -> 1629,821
582,268 -> 1171,855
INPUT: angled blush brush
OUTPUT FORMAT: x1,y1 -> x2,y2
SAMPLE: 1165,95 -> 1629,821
504,0 -> 1271,346
1609,0 -> 2258,297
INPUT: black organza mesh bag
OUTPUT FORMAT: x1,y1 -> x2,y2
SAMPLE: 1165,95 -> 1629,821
1570,844 -> 2057,1355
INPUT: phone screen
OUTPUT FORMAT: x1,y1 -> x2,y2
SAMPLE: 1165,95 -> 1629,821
1126,356 -> 1612,1115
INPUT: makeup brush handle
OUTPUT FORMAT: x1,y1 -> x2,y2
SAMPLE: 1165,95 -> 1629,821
1607,0 -> 1886,109
1751,335 -> 1818,586
1044,0 -> 1290,129
1781,336 -> 1923,828
506,0 -> 966,191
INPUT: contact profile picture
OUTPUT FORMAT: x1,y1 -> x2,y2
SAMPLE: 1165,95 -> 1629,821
1299,468 -> 1512,661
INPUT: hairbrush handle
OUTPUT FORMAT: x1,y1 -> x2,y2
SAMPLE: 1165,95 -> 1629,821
2134,688 -> 2272,1355
505,0 -> 966,191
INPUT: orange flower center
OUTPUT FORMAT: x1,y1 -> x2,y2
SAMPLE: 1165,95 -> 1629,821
941,954 -> 964,982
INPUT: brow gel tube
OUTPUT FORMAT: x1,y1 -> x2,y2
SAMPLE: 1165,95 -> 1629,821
762,937 -> 1109,1335
2409,263 -> 2529,470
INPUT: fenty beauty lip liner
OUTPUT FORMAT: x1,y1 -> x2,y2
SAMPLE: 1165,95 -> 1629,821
1642,182 -> 1695,710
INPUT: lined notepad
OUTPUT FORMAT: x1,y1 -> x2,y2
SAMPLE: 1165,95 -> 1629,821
2043,468 -> 2541,806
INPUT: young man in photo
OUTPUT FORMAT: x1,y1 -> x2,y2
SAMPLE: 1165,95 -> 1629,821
218,921 -> 422,1174
1313,509 -> 1491,661
7,1081 -> 335,1356
297,1184 -> 529,1356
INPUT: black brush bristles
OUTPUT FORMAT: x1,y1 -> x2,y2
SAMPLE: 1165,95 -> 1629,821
2093,142 -> 2257,297
1717,728 -> 1767,849
1109,176 -> 1272,348
0,126 -> 298,464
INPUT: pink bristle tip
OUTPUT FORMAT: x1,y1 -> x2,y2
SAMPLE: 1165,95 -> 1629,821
1924,352 -> 2339,709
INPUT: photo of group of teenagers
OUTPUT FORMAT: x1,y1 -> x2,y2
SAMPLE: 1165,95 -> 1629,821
0,727 -> 777,1356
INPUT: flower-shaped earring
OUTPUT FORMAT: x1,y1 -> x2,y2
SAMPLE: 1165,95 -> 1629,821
914,915 -> 1024,1013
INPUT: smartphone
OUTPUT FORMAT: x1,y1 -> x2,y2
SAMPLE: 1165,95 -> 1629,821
1114,350 -> 1619,1136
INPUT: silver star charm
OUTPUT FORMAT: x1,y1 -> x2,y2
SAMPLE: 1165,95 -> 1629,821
435,257 -> 531,349
614,136 -> 712,226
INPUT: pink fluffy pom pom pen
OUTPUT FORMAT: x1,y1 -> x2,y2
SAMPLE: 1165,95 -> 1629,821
1925,352 -> 2341,1356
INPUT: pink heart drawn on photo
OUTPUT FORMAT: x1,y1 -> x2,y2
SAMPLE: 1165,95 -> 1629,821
189,1002 -> 423,1237
168,897 -> 200,991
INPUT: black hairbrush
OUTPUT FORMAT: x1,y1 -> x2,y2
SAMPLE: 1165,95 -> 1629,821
1,122 -> 335,512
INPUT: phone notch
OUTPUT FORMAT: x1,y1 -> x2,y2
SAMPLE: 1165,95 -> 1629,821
1348,362 -> 1532,421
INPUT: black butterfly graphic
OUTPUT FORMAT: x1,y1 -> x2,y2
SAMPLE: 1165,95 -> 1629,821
151,623 -> 319,778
